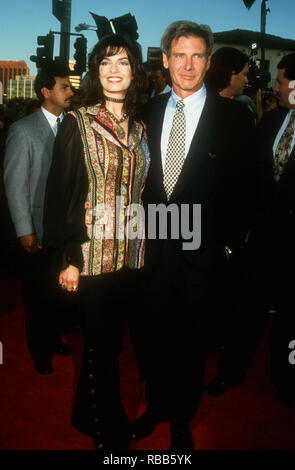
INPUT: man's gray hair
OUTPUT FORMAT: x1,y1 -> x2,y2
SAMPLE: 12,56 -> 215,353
160,20 -> 214,57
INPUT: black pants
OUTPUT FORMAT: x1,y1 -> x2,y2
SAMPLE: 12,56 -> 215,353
22,249 -> 62,359
207,248 -> 247,350
71,267 -> 139,439
141,253 -> 210,424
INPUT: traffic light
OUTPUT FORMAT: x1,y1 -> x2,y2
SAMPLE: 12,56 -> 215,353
73,36 -> 87,75
30,33 -> 54,68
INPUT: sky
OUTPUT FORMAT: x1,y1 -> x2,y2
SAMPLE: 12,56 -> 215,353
1,0 -> 295,76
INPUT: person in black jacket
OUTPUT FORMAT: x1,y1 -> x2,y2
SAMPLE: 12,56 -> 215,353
206,53 -> 295,407
203,46 -> 258,396
43,35 -> 149,450
129,21 -> 257,449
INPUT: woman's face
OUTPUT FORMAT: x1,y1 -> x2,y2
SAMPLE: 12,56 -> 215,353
229,63 -> 249,97
99,48 -> 133,98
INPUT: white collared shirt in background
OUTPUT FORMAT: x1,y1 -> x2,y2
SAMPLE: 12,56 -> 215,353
41,106 -> 64,136
161,84 -> 207,171
150,84 -> 172,98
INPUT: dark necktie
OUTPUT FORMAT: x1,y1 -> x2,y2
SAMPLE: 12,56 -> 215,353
273,110 -> 295,182
56,117 -> 61,134
163,99 -> 186,199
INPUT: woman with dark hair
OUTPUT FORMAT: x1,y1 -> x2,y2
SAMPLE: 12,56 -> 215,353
205,47 -> 258,119
205,46 -> 249,97
43,34 -> 150,449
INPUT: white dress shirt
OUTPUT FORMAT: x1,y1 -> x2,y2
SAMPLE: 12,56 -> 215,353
150,84 -> 172,98
161,84 -> 207,171
41,106 -> 64,136
272,108 -> 295,158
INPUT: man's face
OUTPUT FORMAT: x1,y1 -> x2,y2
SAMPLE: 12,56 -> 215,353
42,76 -> 73,114
274,68 -> 294,109
150,69 -> 167,94
229,63 -> 249,97
162,35 -> 211,98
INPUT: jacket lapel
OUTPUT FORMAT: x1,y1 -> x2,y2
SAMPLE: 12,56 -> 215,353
35,109 -> 55,146
276,109 -> 295,179
169,90 -> 218,202
146,94 -> 170,202
35,108 -> 53,132
263,108 -> 293,184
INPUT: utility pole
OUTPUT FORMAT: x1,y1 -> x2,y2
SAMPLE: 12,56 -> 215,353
260,0 -> 270,70
52,0 -> 72,65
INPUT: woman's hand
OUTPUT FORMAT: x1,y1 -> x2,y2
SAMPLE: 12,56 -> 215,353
59,265 -> 80,293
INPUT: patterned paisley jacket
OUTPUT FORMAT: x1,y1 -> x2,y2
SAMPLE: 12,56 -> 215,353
43,104 -> 150,276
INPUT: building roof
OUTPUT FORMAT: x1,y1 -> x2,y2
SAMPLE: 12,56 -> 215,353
213,29 -> 295,51
0,60 -> 28,67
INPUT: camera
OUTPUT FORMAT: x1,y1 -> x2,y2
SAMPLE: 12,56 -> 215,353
247,43 -> 271,93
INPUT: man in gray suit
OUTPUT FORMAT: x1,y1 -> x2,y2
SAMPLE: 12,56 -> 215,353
4,62 -> 74,374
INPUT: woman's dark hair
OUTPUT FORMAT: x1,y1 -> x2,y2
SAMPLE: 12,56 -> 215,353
81,34 -> 147,119
205,47 -> 248,93
278,53 -> 295,80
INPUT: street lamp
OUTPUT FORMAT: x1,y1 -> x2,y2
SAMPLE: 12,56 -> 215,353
75,23 -> 97,32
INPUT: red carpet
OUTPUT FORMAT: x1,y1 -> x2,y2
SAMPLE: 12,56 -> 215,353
0,272 -> 295,450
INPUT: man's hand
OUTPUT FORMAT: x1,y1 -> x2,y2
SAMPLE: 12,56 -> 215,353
19,234 -> 41,253
59,265 -> 80,293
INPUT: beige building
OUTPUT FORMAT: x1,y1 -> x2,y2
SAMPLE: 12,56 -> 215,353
7,75 -> 36,99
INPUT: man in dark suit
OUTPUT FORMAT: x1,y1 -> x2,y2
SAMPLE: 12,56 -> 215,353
4,62 -> 74,374
130,21 -> 256,449
207,53 -> 295,406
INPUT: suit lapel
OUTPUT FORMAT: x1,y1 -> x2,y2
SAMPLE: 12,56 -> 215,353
278,110 -> 295,177
169,90 -> 218,202
146,94 -> 170,201
35,109 -> 55,144
146,91 -> 219,203
266,108 -> 294,183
